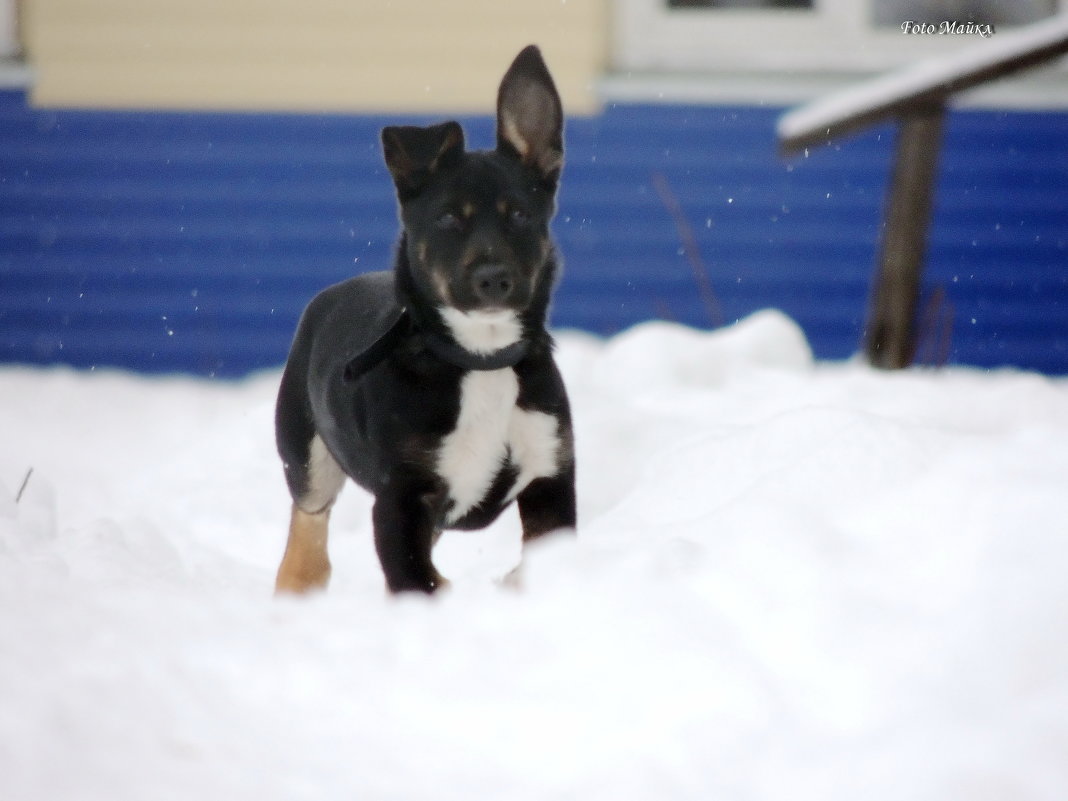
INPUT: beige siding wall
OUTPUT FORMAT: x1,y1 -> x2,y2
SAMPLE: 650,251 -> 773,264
23,0 -> 609,113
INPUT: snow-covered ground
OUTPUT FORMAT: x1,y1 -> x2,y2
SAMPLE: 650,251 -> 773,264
3,310 -> 1067,801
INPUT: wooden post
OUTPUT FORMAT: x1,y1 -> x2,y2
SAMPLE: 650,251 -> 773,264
864,105 -> 945,369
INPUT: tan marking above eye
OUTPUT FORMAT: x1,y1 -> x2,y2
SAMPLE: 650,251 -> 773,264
497,199 -> 508,215
462,202 -> 475,218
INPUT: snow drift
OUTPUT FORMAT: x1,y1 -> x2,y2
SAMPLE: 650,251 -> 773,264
2,310 -> 1067,800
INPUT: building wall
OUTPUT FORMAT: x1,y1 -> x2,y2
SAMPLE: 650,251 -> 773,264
8,3 -> 1068,375
3,89 -> 1066,376
23,0 -> 609,113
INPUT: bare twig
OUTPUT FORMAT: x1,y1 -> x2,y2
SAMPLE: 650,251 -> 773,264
651,171 -> 724,328
915,286 -> 954,368
15,468 -> 33,504
652,297 -> 677,323
937,296 -> 955,367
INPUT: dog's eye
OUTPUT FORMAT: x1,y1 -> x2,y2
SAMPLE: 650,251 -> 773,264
436,212 -> 462,231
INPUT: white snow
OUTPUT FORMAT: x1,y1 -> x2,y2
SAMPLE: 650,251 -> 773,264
3,309 -> 1068,800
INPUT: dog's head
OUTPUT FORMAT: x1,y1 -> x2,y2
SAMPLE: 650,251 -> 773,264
381,46 -> 563,349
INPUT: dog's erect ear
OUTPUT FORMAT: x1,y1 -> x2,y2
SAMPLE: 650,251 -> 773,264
496,45 -> 563,182
382,121 -> 465,198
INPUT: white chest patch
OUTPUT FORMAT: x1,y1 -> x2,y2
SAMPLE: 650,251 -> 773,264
437,369 -> 561,524
439,308 -> 522,354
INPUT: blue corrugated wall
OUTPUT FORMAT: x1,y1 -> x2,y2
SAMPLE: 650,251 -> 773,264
2,89 -> 1066,376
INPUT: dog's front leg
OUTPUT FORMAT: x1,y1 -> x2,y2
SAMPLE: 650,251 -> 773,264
373,468 -> 449,594
503,472 -> 576,590
517,470 -> 577,544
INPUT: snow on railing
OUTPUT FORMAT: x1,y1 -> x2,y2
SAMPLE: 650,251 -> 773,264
778,15 -> 1068,155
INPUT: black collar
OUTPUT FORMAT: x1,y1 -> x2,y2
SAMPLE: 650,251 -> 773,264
343,306 -> 530,385
421,327 -> 530,370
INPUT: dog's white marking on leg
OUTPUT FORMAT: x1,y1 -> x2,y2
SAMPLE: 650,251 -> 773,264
505,408 -> 560,502
301,434 -> 346,513
439,369 -> 518,523
440,308 -> 522,354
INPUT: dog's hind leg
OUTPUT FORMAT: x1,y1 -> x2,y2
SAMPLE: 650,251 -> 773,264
274,326 -> 348,595
275,434 -> 347,595
276,505 -> 333,594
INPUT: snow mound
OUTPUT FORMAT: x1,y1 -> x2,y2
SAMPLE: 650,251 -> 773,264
588,309 -> 813,394
2,312 -> 1068,801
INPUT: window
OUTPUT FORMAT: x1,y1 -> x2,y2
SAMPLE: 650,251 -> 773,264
668,1 -> 813,7
614,0 -> 1062,74
873,1 -> 1058,28
1,0 -> 19,59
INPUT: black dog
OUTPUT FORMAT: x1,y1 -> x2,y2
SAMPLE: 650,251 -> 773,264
274,46 -> 575,595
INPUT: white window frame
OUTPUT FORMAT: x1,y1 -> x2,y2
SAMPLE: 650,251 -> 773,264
614,0 -> 1062,74
1,0 -> 18,59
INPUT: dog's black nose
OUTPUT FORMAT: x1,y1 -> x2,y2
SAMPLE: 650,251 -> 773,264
471,264 -> 514,306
